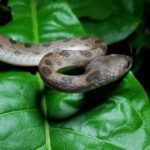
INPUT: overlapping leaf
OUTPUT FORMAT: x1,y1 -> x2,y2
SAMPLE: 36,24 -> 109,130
68,0 -> 116,20
0,0 -> 84,43
68,0 -> 141,44
82,13 -> 140,44
1,71 -> 150,150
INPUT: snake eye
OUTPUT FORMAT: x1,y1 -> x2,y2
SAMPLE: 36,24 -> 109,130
58,66 -> 85,76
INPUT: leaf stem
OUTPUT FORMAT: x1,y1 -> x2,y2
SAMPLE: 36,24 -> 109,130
43,97 -> 52,150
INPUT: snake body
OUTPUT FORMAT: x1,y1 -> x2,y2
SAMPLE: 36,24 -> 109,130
0,34 -> 132,93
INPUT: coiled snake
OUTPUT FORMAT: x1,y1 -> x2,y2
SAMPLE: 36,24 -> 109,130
0,35 -> 132,93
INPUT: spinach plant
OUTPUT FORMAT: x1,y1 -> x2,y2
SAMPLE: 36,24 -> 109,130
0,0 -> 150,150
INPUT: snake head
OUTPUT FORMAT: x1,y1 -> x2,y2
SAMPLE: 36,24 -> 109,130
86,54 -> 133,88
110,54 -> 133,74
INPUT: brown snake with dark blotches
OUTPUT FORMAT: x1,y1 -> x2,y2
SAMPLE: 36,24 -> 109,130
0,35 -> 132,93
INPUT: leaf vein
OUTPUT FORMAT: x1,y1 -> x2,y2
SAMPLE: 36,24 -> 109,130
30,0 -> 39,42
0,108 -> 37,117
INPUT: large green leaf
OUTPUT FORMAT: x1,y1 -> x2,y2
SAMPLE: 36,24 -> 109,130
68,0 -> 144,20
0,0 -> 85,43
67,0 -> 116,20
0,71 -> 150,150
0,72 -> 48,150
82,13 -> 140,44
50,72 -> 150,150
67,0 -> 142,44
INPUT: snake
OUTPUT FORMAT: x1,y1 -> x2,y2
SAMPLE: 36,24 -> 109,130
0,34 -> 133,93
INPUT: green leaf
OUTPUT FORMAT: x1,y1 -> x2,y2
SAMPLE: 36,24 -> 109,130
0,71 -> 52,150
50,72 -> 150,150
114,0 -> 144,16
0,0 -> 85,43
82,13 -> 140,44
67,0 -> 116,20
68,0 -> 144,20
0,71 -> 150,149
67,0 -> 142,44
44,89 -> 84,119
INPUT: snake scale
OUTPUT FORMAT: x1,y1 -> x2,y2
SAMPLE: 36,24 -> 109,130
0,34 -> 132,93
